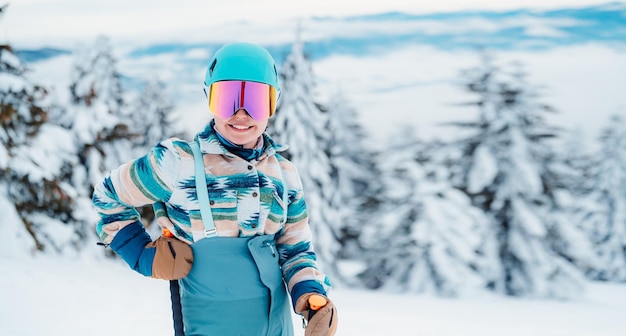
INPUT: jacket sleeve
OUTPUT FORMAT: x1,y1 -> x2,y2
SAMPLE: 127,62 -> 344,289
274,162 -> 332,309
109,221 -> 156,276
93,139 -> 181,245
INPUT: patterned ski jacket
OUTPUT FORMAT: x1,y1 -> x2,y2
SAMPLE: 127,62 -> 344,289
93,124 -> 331,305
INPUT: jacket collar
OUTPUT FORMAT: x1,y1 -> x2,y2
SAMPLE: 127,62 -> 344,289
195,123 -> 288,159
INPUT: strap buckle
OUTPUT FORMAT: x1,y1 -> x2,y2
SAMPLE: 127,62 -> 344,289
204,228 -> 217,237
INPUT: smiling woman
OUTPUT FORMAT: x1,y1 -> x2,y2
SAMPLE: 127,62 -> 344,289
91,41 -> 338,335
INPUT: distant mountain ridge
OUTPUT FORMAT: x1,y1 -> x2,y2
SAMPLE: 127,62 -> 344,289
16,2 -> 626,64
15,47 -> 71,63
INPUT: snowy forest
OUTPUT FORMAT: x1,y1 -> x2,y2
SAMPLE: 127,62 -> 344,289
2,3 -> 626,302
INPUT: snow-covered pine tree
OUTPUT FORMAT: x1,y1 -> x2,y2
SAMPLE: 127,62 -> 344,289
0,6 -> 82,256
583,114 -> 626,281
447,53 -> 586,298
325,91 -> 381,267
545,128 -> 598,277
128,77 -> 185,150
268,37 -> 340,276
357,126 -> 498,296
67,36 -> 136,199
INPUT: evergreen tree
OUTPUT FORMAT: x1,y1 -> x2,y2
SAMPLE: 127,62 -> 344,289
545,128 -> 598,277
583,114 -> 626,281
269,37 -> 341,276
447,53 -> 586,298
67,36 -> 136,199
358,127 -> 497,295
67,37 -> 185,238
0,6 -> 82,255
128,77 -> 185,150
325,90 -> 380,263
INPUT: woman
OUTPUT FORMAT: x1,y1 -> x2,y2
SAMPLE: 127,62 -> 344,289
93,42 -> 338,336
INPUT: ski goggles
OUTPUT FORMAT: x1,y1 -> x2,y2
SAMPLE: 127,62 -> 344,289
205,80 -> 279,121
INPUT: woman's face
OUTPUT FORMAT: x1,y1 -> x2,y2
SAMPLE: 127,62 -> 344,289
213,108 -> 268,148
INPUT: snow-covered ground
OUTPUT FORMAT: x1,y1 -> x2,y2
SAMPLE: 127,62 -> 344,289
1,254 -> 625,336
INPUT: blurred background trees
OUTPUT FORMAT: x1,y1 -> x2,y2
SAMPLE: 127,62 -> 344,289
2,4 -> 625,300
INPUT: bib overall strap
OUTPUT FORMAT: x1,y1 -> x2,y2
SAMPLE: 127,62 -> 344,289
190,140 -> 217,238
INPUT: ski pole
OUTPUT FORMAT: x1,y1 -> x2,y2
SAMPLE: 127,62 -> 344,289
162,227 -> 184,335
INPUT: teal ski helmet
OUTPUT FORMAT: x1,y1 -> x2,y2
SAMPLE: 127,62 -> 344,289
204,42 -> 280,90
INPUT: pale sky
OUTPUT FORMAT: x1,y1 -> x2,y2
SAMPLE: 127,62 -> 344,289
1,0 -> 618,46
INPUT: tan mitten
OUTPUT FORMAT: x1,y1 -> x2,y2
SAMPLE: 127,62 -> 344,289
149,236 -> 193,280
296,294 -> 338,336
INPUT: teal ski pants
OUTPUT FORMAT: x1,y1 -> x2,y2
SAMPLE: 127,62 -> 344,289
179,235 -> 294,336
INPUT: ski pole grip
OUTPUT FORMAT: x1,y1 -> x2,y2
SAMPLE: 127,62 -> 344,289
162,227 -> 174,238
308,294 -> 327,311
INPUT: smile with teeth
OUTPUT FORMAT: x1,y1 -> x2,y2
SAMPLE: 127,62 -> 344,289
230,124 -> 253,130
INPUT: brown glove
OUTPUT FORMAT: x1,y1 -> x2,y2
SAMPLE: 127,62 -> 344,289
147,236 -> 193,280
296,293 -> 338,336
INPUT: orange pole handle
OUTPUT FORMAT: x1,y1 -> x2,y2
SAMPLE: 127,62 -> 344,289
162,227 -> 174,238
308,294 -> 327,311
